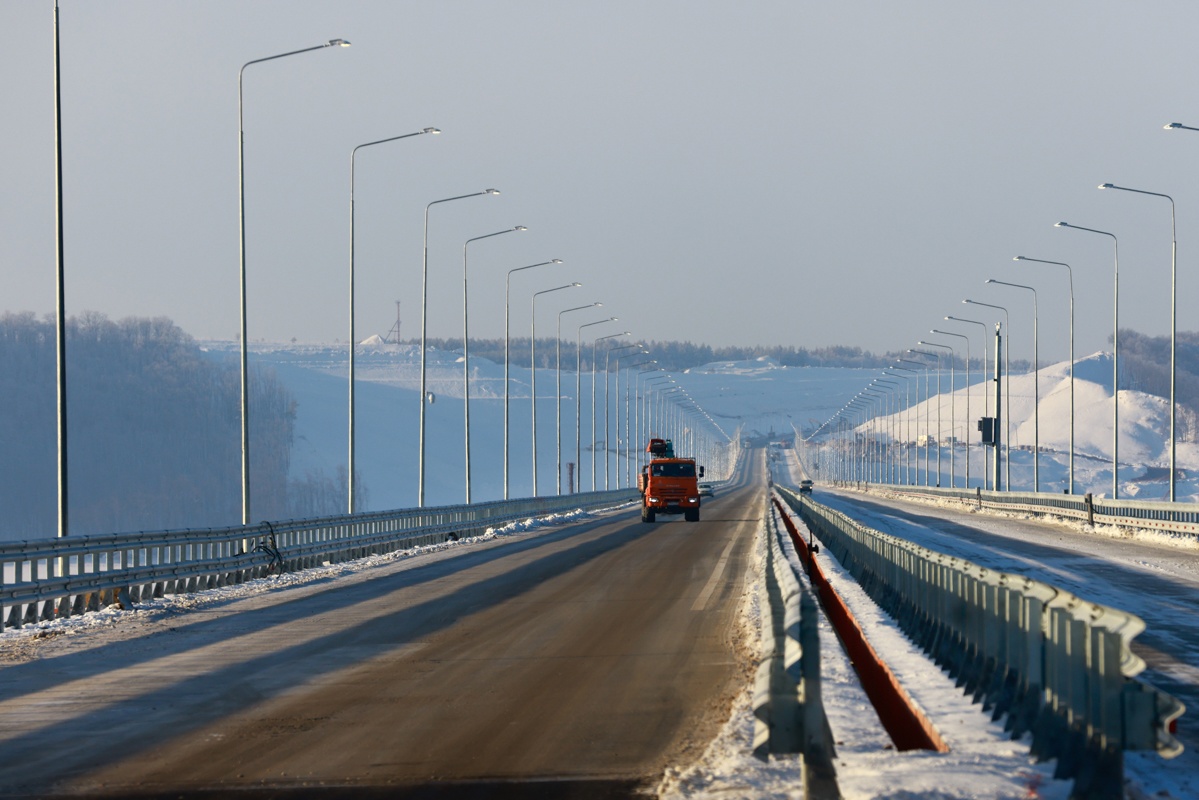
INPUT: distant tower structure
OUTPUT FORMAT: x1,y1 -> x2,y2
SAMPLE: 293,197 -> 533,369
385,301 -> 401,343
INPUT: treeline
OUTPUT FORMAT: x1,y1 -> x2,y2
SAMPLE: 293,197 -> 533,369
414,337 -> 1028,373
0,312 -> 350,539
1118,329 -> 1199,442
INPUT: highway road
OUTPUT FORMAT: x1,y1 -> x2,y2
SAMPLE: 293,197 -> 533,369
0,454 -> 764,799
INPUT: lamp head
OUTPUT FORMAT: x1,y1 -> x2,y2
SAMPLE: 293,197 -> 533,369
484,188 -> 500,195
572,282 -> 583,287
423,127 -> 441,135
327,39 -> 351,47
514,225 -> 528,232
1099,183 -> 1114,190
1054,221 -> 1068,228
1014,256 -> 1025,261
552,258 -> 563,264
1166,122 -> 1183,130
985,279 -> 996,284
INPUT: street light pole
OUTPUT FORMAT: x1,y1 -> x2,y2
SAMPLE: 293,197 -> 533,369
876,379 -> 901,482
931,330 -> 971,489
1056,221 -> 1120,499
910,349 -> 943,486
605,343 -> 641,489
462,226 -> 525,503
1100,183 -> 1177,501
591,332 -> 630,490
557,303 -> 602,494
418,189 -> 500,507
964,299 -> 1010,490
986,279 -> 1039,491
348,127 -> 438,514
239,37 -> 349,524
530,283 -> 581,496
919,342 -> 956,488
504,259 -> 562,499
1014,257 -> 1073,494
624,357 -> 654,485
886,365 -> 918,485
899,358 -> 930,485
946,316 -> 990,490
53,0 -> 68,538
576,318 -> 617,493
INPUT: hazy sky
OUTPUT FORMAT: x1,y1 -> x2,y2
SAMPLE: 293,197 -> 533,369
4,1 -> 1199,362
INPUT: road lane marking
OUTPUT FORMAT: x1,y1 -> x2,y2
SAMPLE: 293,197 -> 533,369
692,538 -> 737,612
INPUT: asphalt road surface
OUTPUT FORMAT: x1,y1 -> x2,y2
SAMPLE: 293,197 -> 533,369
0,455 -> 764,799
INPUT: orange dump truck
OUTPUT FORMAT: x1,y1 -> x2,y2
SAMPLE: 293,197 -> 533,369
637,438 -> 704,523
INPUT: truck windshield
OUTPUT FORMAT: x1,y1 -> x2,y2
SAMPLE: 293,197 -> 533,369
651,463 -> 695,478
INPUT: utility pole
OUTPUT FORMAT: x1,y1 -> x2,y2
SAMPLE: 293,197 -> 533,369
994,324 -> 1003,492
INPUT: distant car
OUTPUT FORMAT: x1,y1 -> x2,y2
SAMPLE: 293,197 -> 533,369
698,482 -> 714,497
799,479 -> 814,494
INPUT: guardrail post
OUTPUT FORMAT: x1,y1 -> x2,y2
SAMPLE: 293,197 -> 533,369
1084,493 -> 1094,527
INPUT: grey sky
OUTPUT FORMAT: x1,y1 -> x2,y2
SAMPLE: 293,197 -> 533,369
3,1 -> 1198,361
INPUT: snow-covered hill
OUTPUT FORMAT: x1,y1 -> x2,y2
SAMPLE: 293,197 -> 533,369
210,341 -> 1197,511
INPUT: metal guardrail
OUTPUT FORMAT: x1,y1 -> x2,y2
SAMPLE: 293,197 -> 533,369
778,487 -> 1184,800
1,489 -> 638,630
755,497 -> 836,797
839,482 -> 1199,537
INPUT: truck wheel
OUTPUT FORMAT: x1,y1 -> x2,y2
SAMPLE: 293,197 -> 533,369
641,506 -> 656,523
685,509 -> 700,522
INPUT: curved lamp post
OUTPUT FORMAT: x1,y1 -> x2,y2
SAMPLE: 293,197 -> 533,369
1014,256 -> 1073,494
591,331 -> 630,489
530,283 -> 581,496
1100,182 -> 1177,501
575,318 -> 617,493
557,302 -> 602,494
931,329 -> 971,489
239,37 -> 349,524
964,299 -> 1009,490
987,279 -> 1039,491
418,189 -> 500,507
910,349 -> 943,486
348,127 -> 438,514
899,358 -> 931,485
604,343 -> 641,489
1056,221 -> 1119,499
623,356 -> 654,484
462,225 -> 526,503
885,365 -> 918,485
875,379 -> 901,482
503,259 -> 562,498
946,315 -> 991,490
919,341 -> 956,487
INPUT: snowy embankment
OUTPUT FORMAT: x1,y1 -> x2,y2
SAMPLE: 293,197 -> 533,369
660,485 -> 1069,800
777,449 -> 1196,800
833,350 -> 1199,502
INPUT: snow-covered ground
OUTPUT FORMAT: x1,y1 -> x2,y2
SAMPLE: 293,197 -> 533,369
660,492 -> 1073,800
806,350 -> 1199,502
7,341 -> 1192,796
773,449 -> 1197,800
201,341 -> 877,511
208,341 -> 1195,511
